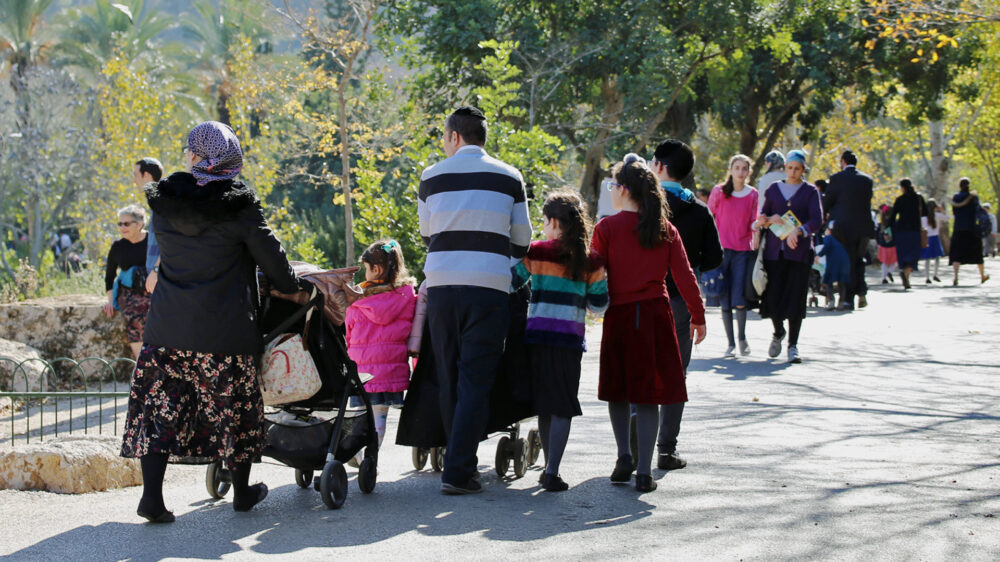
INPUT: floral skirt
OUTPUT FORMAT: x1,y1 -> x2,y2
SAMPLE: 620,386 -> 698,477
117,284 -> 151,343
121,345 -> 264,469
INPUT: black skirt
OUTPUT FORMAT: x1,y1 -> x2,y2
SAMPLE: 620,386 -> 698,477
529,344 -> 583,418
760,254 -> 811,322
949,229 -> 984,265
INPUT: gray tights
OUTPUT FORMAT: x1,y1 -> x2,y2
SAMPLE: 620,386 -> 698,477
537,414 -> 572,476
608,401 -> 659,476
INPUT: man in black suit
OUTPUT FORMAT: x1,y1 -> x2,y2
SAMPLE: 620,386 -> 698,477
825,150 -> 874,310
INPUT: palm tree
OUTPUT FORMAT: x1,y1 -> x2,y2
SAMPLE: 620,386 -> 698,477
55,0 -> 173,82
0,0 -> 56,130
182,0 -> 271,125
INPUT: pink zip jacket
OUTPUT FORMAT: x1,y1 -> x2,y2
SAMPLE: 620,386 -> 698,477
345,283 -> 418,393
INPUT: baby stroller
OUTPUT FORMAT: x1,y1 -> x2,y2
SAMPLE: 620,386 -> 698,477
397,285 -> 542,479
205,266 -> 379,510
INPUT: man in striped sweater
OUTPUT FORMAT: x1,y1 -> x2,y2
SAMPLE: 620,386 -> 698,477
418,106 -> 532,494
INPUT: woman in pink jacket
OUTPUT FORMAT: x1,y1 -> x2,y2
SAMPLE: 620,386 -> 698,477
345,240 -> 418,448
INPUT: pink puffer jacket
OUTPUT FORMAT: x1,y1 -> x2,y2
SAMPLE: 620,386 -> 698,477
345,284 -> 418,393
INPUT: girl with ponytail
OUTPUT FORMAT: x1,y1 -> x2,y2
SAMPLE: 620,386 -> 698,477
511,191 -> 608,491
589,157 -> 707,494
345,239 -> 418,450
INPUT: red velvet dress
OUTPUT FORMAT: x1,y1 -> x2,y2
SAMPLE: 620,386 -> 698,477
590,212 -> 705,405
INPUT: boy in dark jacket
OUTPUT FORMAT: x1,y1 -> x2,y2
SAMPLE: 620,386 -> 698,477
648,139 -> 723,470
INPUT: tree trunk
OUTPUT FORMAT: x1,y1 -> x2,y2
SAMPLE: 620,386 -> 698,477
927,120 -> 949,201
217,90 -> 232,128
338,83 -> 354,265
579,76 -> 624,213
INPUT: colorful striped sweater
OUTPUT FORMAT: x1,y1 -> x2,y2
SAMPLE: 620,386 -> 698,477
512,239 -> 609,350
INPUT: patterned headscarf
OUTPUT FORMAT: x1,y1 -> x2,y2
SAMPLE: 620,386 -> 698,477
186,121 -> 243,186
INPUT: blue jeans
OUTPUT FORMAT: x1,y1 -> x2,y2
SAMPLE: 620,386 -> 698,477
427,286 -> 509,485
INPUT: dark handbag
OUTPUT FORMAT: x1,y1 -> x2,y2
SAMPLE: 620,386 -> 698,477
700,267 -> 725,298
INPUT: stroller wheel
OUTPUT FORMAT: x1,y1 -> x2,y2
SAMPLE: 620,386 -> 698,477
430,447 -> 446,472
295,469 -> 313,489
320,460 -> 348,509
512,438 -> 527,478
526,429 -> 542,466
495,436 -> 511,477
412,447 -> 429,470
358,457 -> 377,494
206,461 -> 231,499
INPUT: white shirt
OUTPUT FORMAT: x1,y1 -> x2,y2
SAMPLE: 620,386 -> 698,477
921,212 -> 947,237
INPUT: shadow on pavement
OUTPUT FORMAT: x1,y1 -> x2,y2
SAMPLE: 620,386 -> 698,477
4,476 -> 654,560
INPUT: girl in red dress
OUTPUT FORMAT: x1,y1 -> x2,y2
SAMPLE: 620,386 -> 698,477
591,158 -> 707,493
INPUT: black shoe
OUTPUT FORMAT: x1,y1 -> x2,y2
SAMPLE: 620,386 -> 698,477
635,474 -> 657,492
933,276 -> 941,282
657,452 -> 687,470
540,472 -> 569,492
610,454 -> 634,482
233,483 -> 268,512
888,273 -> 894,283
441,478 -> 482,495
137,507 -> 175,523
857,295 -> 867,308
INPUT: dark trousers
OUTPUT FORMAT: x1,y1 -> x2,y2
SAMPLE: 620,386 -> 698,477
657,295 -> 690,454
836,232 -> 869,301
427,286 -> 509,485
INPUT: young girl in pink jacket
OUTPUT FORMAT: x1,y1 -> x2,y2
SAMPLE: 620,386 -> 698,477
345,240 -> 418,448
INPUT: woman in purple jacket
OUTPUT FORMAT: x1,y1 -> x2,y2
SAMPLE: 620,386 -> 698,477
753,150 -> 824,364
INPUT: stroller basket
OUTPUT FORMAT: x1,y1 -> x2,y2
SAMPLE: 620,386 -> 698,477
263,411 -> 371,469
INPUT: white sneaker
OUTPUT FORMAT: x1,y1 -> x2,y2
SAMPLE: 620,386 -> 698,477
768,333 -> 785,358
788,346 -> 801,364
724,344 -> 736,357
739,340 -> 751,356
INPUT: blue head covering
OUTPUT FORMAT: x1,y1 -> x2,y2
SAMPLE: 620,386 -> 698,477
786,150 -> 807,165
186,121 -> 243,186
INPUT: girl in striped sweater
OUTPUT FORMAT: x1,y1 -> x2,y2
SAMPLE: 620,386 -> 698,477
512,191 -> 609,491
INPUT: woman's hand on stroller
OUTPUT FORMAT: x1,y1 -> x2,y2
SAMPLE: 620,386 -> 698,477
270,289 -> 311,305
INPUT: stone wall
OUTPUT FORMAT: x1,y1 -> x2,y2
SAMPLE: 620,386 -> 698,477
0,338 -> 45,392
0,295 -> 130,362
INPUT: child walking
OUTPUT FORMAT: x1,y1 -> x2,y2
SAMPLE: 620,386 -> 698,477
876,205 -> 898,284
817,222 -> 850,310
707,154 -> 759,356
591,158 -> 707,493
345,240 -> 418,450
921,199 -> 947,283
512,191 -> 608,492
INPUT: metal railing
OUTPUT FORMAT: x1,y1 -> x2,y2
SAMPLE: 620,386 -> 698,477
0,356 -> 134,445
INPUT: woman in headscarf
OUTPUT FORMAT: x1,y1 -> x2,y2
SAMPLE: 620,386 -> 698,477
121,121 -> 307,523
948,177 -> 989,285
889,178 -> 927,289
753,149 -> 823,364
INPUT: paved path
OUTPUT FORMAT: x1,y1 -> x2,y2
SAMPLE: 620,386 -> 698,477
2,260 -> 998,560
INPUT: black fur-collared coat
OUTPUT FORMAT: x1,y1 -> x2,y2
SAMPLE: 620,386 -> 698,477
144,172 -> 302,355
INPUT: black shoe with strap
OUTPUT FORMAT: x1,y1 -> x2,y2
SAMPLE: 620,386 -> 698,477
610,454 -> 634,482
635,474 -> 657,492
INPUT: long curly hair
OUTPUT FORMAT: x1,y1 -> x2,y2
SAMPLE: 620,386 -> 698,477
612,160 -> 672,248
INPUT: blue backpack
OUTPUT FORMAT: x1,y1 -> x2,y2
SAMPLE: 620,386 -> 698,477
977,206 -> 992,238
